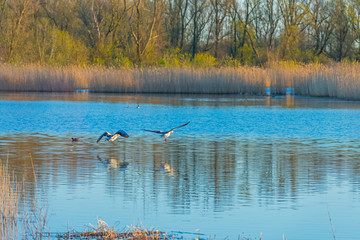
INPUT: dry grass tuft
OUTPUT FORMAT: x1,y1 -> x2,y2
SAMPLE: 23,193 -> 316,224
23,202 -> 49,240
59,219 -> 167,239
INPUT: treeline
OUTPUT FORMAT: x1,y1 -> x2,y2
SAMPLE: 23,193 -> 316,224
0,0 -> 360,67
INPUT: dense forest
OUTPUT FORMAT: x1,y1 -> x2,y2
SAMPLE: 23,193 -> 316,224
0,0 -> 360,67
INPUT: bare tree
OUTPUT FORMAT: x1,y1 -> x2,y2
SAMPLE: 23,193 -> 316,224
76,0 -> 129,62
209,0 -> 229,58
278,0 -> 311,59
308,0 -> 333,56
128,0 -> 162,65
349,0 -> 360,60
39,0 -> 77,31
177,0 -> 191,49
6,0 -> 33,62
262,0 -> 280,54
228,0 -> 239,58
332,0 -> 351,61
189,0 -> 209,57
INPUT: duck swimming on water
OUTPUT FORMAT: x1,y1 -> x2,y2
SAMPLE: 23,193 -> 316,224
97,130 -> 129,143
144,121 -> 190,141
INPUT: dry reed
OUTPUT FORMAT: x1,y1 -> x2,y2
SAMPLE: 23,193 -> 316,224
0,158 -> 20,239
0,154 -> 49,240
1,63 -> 360,100
58,219 -> 167,239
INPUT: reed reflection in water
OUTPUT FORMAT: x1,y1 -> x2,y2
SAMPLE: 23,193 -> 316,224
1,133 -> 360,239
2,92 -> 360,109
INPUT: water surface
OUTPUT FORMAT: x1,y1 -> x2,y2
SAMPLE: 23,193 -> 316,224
1,92 -> 360,239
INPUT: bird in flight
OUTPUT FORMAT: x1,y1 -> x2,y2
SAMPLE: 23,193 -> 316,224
97,129 -> 129,143
71,137 -> 81,142
144,121 -> 190,141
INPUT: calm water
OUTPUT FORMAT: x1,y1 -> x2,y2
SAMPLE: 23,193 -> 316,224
1,92 -> 360,239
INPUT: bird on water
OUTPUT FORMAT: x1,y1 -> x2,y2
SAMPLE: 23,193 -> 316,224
97,130 -> 129,143
144,121 -> 190,141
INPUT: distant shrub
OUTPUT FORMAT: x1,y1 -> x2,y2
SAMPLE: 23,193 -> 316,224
316,54 -> 334,64
192,53 -> 218,68
158,48 -> 183,67
220,56 -> 242,67
112,52 -> 133,68
49,29 -> 89,66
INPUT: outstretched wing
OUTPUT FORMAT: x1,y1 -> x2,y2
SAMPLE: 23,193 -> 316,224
97,132 -> 111,143
115,129 -> 130,138
144,129 -> 165,134
169,121 -> 190,131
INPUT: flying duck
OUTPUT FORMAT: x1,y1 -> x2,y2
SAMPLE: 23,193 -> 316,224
144,121 -> 190,141
97,129 -> 129,143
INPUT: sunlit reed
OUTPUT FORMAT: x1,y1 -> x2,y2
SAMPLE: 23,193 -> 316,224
0,63 -> 359,100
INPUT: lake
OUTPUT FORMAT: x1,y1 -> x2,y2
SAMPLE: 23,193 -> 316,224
1,92 -> 360,239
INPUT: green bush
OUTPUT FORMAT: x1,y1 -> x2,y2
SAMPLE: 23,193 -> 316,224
49,28 -> 89,66
158,48 -> 183,67
192,52 -> 218,67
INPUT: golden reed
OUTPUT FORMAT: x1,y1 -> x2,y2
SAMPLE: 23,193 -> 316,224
0,63 -> 359,100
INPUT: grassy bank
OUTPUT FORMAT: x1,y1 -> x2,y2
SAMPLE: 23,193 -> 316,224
1,63 -> 360,100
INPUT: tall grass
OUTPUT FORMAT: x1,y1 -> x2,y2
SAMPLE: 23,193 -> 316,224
0,159 -> 20,239
1,63 -> 360,100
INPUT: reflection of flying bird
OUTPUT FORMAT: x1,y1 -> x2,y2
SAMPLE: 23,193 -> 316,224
161,161 -> 174,173
97,155 -> 129,169
144,121 -> 190,141
97,130 -> 129,143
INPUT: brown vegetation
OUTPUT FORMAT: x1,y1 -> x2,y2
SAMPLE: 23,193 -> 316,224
58,219 -> 167,240
0,63 -> 360,100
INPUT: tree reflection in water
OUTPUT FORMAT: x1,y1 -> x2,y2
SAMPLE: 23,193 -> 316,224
1,134 -> 360,212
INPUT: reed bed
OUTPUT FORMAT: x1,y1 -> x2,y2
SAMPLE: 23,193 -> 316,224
1,63 -> 360,100
0,159 -> 20,239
